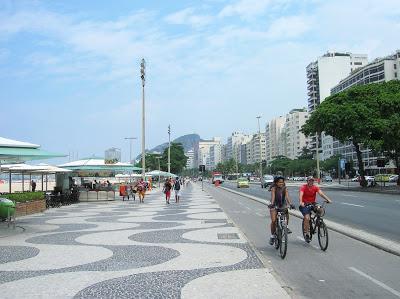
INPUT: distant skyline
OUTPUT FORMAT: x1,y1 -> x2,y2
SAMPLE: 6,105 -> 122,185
1,0 -> 399,163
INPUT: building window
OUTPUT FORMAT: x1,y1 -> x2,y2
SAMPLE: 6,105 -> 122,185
395,72 -> 398,78
354,62 -> 362,65
394,64 -> 397,69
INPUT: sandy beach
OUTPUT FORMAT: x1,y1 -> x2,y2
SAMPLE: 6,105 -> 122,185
0,181 -> 56,193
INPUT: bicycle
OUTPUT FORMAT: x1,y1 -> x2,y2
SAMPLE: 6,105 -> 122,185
302,202 -> 329,251
270,206 -> 293,259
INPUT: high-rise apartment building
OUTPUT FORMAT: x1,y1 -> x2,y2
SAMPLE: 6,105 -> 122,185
265,116 -> 285,163
246,133 -> 266,164
105,147 -> 121,163
330,50 -> 400,171
209,143 -> 222,169
185,149 -> 195,169
282,108 -> 310,159
306,52 -> 368,160
195,137 -> 222,170
226,132 -> 252,163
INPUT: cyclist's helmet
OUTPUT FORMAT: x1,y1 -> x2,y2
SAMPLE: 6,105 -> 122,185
306,176 -> 315,182
274,175 -> 285,182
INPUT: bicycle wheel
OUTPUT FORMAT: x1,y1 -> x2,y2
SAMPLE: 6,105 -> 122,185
274,226 -> 280,250
317,219 -> 329,251
279,223 -> 288,259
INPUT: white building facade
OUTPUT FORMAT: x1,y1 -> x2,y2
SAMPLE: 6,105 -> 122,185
265,116 -> 285,163
246,133 -> 266,164
195,137 -> 222,170
307,52 -> 368,160
185,149 -> 195,169
282,108 -> 310,159
330,50 -> 400,172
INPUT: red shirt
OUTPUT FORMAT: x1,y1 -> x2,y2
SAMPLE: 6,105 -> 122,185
300,184 -> 320,204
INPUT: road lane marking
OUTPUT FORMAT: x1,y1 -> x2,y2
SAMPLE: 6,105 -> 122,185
296,236 -> 320,250
342,194 -> 358,198
349,267 -> 400,298
340,202 -> 364,208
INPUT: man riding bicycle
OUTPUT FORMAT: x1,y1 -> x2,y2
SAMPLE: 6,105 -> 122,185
269,176 -> 295,245
299,176 -> 332,242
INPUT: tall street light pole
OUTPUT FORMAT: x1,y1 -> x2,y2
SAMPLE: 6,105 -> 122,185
168,125 -> 171,174
155,156 -> 161,188
257,116 -> 263,178
140,58 -> 146,180
124,137 -> 137,164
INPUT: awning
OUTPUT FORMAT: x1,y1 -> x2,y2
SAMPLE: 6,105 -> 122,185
59,158 -> 141,172
146,170 -> 177,177
0,147 -> 66,163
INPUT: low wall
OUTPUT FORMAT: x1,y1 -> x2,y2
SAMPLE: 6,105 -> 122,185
16,200 -> 46,216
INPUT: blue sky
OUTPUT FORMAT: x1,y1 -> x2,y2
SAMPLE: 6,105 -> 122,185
1,0 -> 399,163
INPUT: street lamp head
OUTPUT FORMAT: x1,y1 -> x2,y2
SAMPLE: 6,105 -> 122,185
140,58 -> 146,86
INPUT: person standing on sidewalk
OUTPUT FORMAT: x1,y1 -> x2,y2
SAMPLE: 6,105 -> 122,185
174,177 -> 181,203
163,178 -> 172,204
136,179 -> 146,203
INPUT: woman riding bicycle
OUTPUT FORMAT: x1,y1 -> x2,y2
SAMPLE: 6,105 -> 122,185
299,176 -> 332,242
269,176 -> 295,245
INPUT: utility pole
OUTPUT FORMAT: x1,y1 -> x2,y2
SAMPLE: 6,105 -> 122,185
256,116 -> 263,178
140,58 -> 146,180
315,133 -> 320,179
124,137 -> 137,164
168,125 -> 171,174
155,156 -> 161,188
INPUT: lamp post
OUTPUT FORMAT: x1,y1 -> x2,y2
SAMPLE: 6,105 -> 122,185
140,58 -> 146,180
256,116 -> 263,178
124,137 -> 137,164
315,133 -> 320,180
168,125 -> 171,174
155,156 -> 161,188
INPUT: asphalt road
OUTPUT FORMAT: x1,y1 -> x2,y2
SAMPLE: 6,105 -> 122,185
204,183 -> 400,299
222,181 -> 400,242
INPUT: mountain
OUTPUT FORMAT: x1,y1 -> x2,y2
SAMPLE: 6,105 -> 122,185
137,134 -> 201,158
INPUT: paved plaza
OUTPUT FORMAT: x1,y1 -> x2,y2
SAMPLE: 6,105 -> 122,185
0,183 -> 288,298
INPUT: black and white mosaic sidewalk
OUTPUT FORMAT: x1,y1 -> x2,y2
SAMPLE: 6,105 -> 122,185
0,183 -> 288,298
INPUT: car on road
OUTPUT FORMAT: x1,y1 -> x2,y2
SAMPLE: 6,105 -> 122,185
261,175 -> 274,188
389,175 -> 399,182
322,175 -> 333,182
237,177 -> 250,188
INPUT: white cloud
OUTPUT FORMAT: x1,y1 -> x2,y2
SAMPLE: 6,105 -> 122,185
219,0 -> 290,19
266,15 -> 312,39
164,8 -> 213,27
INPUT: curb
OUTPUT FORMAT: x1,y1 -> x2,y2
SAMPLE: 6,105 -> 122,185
219,186 -> 400,257
240,181 -> 400,195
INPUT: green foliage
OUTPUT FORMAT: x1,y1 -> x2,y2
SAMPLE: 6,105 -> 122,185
320,155 -> 340,172
269,156 -> 316,176
302,80 -> 400,186
161,143 -> 188,174
4,192 -> 45,202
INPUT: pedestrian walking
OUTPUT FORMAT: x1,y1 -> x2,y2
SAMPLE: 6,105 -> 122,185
136,179 -> 146,203
163,178 -> 172,204
119,183 -> 129,201
174,176 -> 181,203
31,180 -> 36,192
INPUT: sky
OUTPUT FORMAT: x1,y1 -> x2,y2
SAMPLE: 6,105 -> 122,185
1,0 -> 399,163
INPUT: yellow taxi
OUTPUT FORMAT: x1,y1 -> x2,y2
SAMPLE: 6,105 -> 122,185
237,177 -> 250,188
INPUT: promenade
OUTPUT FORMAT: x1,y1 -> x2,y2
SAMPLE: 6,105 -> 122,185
0,183 -> 288,298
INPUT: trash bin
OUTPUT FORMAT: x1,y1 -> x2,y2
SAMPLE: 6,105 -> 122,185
0,198 -> 15,219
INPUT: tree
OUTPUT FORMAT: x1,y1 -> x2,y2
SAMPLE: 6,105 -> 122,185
320,155 -> 341,175
365,81 -> 400,185
298,146 -> 314,160
161,143 -> 188,174
302,83 -> 384,187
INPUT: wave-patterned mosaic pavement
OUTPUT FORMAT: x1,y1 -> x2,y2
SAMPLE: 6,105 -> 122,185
0,183 -> 288,298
